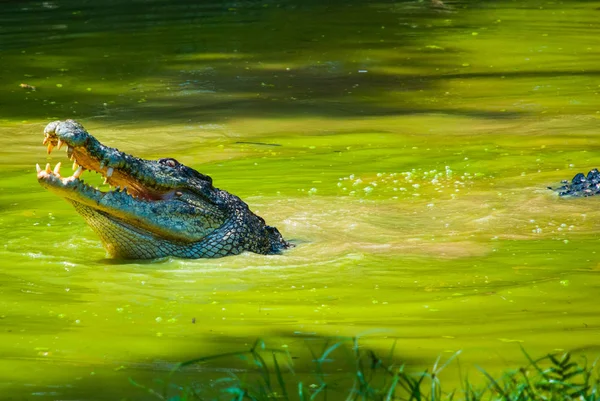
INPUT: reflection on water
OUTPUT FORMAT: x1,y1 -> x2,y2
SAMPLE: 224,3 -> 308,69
1,0 -> 600,399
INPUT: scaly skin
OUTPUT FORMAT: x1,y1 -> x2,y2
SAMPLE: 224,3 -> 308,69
549,169 -> 600,197
36,120 -> 291,259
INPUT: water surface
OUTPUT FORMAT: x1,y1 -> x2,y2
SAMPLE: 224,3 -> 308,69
1,0 -> 600,399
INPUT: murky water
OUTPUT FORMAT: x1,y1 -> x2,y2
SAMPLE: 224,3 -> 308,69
1,0 -> 600,399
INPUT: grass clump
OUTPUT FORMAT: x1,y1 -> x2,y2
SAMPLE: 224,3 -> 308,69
130,337 -> 599,401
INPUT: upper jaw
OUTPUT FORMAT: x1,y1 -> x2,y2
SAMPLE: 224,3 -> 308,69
41,120 -> 128,191
36,120 -> 228,243
44,120 -> 92,150
39,120 -> 177,200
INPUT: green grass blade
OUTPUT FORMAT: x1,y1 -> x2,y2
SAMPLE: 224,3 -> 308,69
128,377 -> 166,400
385,373 -> 400,401
476,365 -> 510,401
272,351 -> 289,401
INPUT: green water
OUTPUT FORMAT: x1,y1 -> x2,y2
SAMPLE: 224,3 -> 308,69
2,0 -> 600,398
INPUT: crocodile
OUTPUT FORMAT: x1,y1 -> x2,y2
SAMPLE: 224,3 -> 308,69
36,120 -> 292,259
549,169 -> 600,197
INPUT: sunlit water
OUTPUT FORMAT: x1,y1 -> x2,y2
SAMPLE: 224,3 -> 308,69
1,0 -> 600,399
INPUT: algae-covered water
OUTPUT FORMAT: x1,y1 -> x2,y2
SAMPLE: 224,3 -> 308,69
1,0 -> 600,399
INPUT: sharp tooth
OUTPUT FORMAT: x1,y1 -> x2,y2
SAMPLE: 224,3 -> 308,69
42,135 -> 49,145
36,163 -> 41,173
72,161 -> 79,171
103,177 -> 109,185
73,166 -> 83,178
67,146 -> 74,159
106,167 -> 114,178
47,143 -> 54,154
99,161 -> 105,170
57,139 -> 65,150
45,163 -> 51,173
53,162 -> 61,175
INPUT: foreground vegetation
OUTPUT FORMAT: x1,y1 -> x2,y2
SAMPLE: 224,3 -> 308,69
130,338 -> 600,401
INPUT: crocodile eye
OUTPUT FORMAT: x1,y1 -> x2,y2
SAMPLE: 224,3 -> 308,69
159,158 -> 179,168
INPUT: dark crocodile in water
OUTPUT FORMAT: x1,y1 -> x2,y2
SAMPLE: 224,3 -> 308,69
549,169 -> 600,197
36,120 -> 292,259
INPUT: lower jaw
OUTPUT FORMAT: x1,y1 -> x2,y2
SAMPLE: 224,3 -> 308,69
69,201 -> 174,259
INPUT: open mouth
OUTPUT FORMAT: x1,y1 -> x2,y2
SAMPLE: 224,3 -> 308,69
35,120 -> 290,258
34,120 -> 227,247
36,122 -> 178,203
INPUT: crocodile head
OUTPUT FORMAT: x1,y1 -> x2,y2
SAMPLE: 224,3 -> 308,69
36,120 -> 291,259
